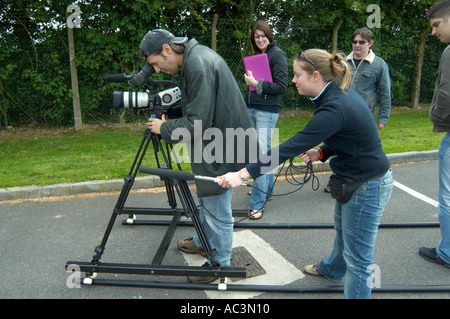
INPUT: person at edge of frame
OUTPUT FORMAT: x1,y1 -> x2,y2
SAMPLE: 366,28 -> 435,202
243,20 -> 289,220
141,29 -> 258,284
217,49 -> 394,299
418,0 -> 450,270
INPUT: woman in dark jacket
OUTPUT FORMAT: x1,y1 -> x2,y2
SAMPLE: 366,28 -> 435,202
244,21 -> 289,220
218,49 -> 394,299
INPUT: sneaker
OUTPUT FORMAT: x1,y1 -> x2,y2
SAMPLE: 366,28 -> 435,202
188,262 -> 220,284
419,247 -> 450,269
177,237 -> 206,257
304,264 -> 323,276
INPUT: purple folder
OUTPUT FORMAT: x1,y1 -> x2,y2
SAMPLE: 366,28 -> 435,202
243,53 -> 273,91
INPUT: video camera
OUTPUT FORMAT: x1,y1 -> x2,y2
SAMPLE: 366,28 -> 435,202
106,63 -> 182,119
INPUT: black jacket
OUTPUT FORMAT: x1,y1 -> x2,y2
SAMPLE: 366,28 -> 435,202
244,43 -> 289,113
160,39 -> 257,197
246,82 -> 390,182
430,45 -> 450,133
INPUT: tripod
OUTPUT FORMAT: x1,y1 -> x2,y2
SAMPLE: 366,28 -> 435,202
66,128 -> 246,287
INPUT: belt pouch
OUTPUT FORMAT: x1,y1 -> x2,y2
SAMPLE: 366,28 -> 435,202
329,174 -> 364,204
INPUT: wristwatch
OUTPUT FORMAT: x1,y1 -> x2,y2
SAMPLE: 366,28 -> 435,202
239,170 -> 245,181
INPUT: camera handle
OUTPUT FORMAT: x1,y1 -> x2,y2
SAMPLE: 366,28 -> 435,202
144,78 -> 179,90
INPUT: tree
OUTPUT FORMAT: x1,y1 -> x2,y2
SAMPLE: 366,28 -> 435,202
0,0 -> 444,127
380,0 -> 435,108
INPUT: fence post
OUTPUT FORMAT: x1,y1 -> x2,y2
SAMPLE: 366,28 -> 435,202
410,27 -> 428,108
66,10 -> 82,131
331,18 -> 344,54
211,14 -> 219,51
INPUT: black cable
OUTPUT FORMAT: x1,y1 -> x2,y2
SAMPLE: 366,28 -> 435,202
199,158 -> 320,225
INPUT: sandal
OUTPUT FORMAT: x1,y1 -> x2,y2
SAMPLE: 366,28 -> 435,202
249,209 -> 264,220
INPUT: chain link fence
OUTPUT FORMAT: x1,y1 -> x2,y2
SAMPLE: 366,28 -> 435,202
0,16 -> 436,128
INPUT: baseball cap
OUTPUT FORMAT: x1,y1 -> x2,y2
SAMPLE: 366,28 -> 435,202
139,29 -> 188,57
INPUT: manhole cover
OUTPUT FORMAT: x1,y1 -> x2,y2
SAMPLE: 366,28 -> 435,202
229,246 -> 266,281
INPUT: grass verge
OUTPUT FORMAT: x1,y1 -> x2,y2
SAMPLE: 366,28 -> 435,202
0,106 -> 444,188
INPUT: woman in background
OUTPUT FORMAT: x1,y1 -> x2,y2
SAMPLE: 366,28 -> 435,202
244,21 -> 289,220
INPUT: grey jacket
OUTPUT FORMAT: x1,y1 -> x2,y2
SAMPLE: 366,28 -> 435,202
430,45 -> 450,133
160,39 -> 257,197
346,50 -> 391,126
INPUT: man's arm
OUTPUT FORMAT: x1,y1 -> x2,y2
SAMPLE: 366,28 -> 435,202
376,59 -> 392,127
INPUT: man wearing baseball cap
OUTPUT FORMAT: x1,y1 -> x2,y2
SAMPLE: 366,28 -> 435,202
139,29 -> 188,73
140,29 -> 257,283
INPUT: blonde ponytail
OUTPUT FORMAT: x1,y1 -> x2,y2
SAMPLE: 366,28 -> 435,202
329,52 -> 351,90
295,49 -> 352,91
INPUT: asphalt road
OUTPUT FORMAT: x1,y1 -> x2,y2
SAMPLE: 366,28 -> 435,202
1,160 -> 449,302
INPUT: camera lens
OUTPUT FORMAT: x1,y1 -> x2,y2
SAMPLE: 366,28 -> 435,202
113,91 -> 149,109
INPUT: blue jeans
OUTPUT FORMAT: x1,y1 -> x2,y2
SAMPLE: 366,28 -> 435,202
193,189 -> 234,267
317,169 -> 394,299
438,133 -> 450,264
247,108 -> 279,211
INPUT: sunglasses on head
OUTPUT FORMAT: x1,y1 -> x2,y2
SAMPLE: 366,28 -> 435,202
297,51 -> 317,70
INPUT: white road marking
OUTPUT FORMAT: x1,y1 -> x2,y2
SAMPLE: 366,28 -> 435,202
183,229 -> 304,299
394,181 -> 439,208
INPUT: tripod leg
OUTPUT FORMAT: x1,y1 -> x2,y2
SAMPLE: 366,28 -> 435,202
147,136 -> 221,267
177,180 -> 220,268
90,130 -> 153,266
158,167 -> 177,210
153,135 -> 179,209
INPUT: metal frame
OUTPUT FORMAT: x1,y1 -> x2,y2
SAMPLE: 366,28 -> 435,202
65,129 -> 450,295
65,129 -> 247,284
73,278 -> 450,294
